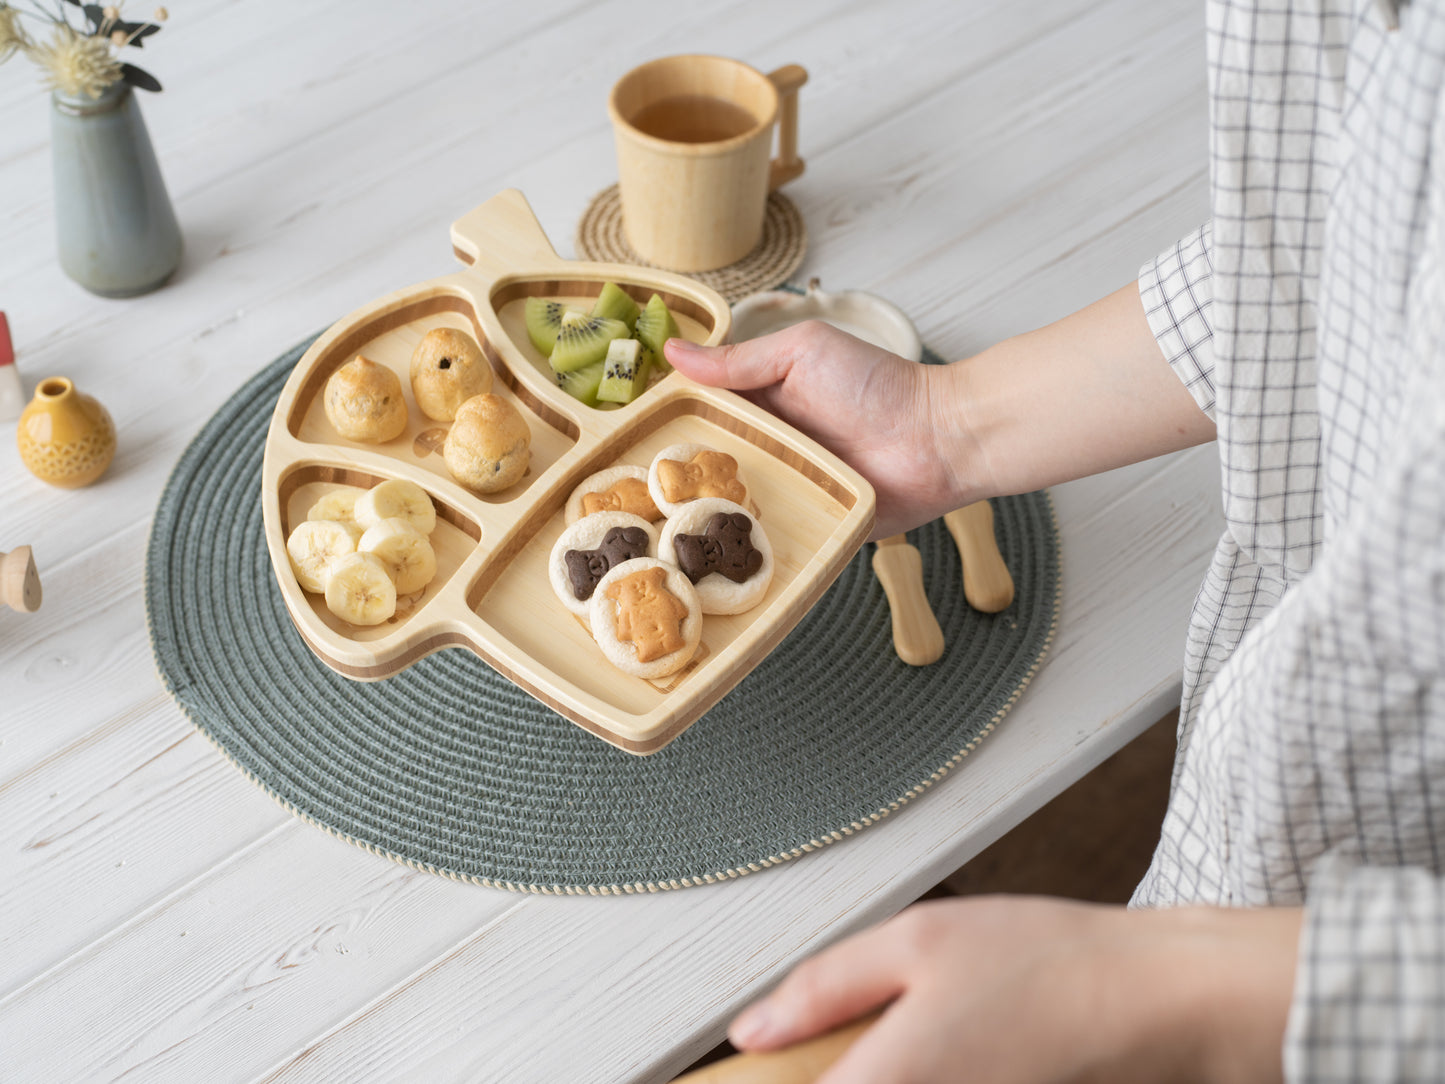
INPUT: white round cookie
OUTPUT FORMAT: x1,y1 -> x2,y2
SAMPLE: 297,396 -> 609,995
563,465 -> 660,525
547,511 -> 658,617
646,442 -> 749,518
659,498 -> 774,615
587,557 -> 703,680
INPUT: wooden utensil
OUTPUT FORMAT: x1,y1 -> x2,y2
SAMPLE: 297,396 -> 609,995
259,189 -> 876,755
673,1015 -> 878,1084
1,546 -> 42,612
943,501 -> 1014,613
872,535 -> 944,665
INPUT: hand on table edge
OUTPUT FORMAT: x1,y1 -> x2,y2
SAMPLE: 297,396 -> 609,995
723,896 -> 1303,1084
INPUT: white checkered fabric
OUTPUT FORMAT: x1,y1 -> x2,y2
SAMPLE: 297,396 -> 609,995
1132,0 -> 1445,1076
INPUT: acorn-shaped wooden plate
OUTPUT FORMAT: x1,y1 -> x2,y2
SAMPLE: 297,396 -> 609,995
261,190 -> 875,754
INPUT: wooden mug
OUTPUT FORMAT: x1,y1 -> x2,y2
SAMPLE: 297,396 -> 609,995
608,55 -> 806,272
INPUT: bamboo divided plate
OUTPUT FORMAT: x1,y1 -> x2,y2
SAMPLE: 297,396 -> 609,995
260,190 -> 876,755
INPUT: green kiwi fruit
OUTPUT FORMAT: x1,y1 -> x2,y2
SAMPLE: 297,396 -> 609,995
590,282 -> 640,330
555,358 -> 606,406
597,338 -> 653,405
549,311 -> 630,373
524,297 -> 571,356
634,294 -> 680,371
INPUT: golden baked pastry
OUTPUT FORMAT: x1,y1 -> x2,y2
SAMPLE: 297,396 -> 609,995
409,327 -> 491,422
443,393 -> 531,493
323,356 -> 408,443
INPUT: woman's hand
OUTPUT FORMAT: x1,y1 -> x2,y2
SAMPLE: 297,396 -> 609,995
665,322 -> 977,538
726,896 -> 1301,1084
666,283 -> 1216,540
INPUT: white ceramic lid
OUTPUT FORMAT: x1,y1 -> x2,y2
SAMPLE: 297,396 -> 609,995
729,278 -> 923,361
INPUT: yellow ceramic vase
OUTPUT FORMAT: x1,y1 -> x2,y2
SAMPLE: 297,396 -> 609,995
17,377 -> 117,488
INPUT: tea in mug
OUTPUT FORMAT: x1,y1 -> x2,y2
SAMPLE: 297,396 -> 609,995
628,94 -> 758,144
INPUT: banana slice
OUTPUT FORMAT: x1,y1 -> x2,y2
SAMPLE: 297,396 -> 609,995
355,478 -> 436,535
286,519 -> 358,593
359,517 -> 438,595
324,552 -> 397,625
306,488 -> 363,538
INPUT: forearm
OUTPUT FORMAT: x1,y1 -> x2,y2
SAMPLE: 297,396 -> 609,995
1133,905 -> 1301,1084
666,269 -> 1218,536
931,281 -> 1217,502
728,896 -> 1301,1084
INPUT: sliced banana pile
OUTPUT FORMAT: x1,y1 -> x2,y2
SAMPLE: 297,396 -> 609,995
285,477 -> 440,625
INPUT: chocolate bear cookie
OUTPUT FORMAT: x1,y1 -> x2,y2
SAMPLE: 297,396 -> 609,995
658,498 -> 773,614
548,511 -> 659,617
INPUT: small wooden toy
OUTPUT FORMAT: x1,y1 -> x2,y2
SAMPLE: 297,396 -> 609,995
0,312 -> 22,423
1,546 -> 42,612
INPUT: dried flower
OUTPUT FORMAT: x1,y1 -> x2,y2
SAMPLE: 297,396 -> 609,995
30,23 -> 122,99
0,1 -> 168,98
0,6 -> 30,64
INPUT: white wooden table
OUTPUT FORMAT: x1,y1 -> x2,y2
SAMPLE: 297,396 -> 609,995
0,1 -> 1220,1079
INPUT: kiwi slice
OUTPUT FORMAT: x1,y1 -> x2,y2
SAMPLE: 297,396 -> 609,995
634,294 -> 680,371
524,297 -> 571,356
597,338 -> 653,405
590,282 -> 640,331
555,358 -> 606,406
549,312 -> 630,373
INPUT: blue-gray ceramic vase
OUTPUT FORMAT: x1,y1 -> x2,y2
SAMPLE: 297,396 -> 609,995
51,82 -> 182,298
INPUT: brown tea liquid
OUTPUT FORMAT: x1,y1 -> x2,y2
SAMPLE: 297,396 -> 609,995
628,95 -> 758,143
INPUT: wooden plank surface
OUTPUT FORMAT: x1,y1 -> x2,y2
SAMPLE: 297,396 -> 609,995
0,0 -> 1215,1079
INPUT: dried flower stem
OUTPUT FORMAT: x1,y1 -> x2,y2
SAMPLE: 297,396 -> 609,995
0,0 -> 167,98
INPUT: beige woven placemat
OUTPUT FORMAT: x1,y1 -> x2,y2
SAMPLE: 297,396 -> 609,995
575,184 -> 807,304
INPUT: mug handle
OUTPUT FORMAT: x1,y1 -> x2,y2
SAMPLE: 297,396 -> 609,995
767,64 -> 807,190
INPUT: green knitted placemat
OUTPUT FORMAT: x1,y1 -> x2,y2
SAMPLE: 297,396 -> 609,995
146,337 -> 1060,894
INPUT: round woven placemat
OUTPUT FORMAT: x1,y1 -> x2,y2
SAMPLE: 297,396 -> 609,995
575,184 -> 807,304
146,337 -> 1059,894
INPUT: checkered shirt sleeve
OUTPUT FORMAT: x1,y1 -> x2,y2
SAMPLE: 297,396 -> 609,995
1126,1 -> 1445,1078
1290,858 -> 1445,1081
1139,222 -> 1218,419
1259,352 -> 1445,1079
